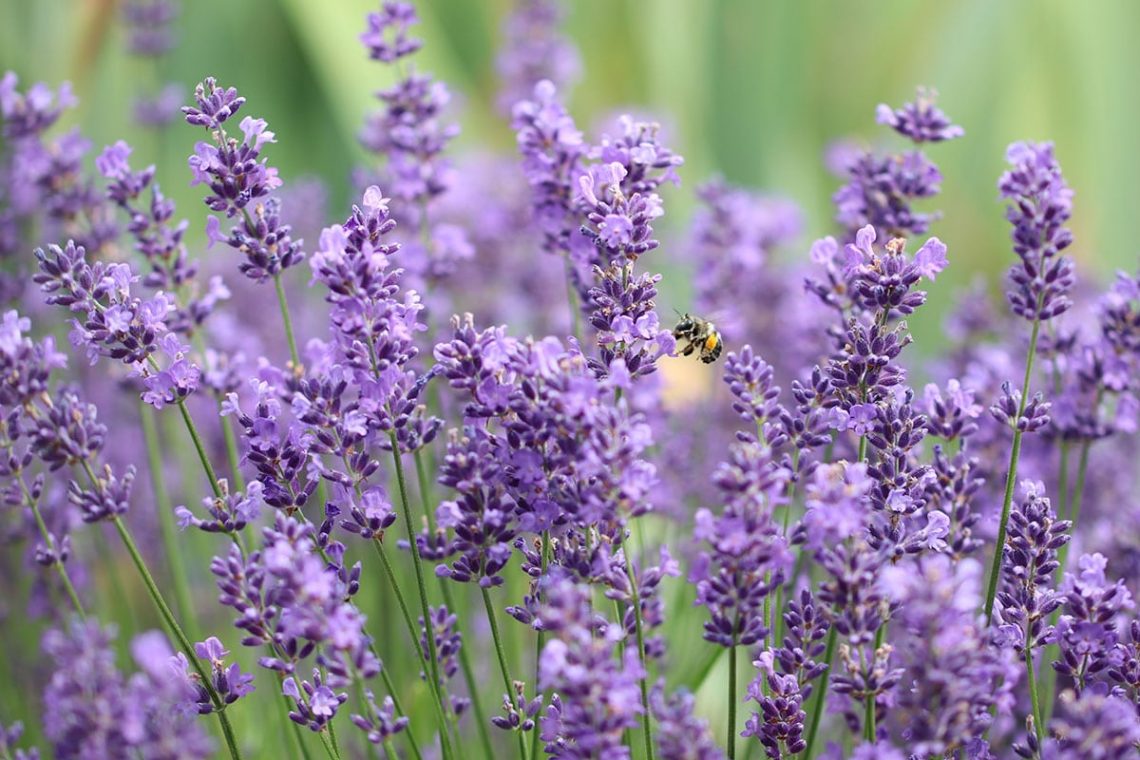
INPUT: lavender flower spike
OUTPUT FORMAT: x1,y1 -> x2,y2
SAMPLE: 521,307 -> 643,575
984,141 -> 1076,626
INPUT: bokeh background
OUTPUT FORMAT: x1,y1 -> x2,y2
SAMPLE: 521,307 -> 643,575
4,0 -> 1139,346
3,0 -> 1139,754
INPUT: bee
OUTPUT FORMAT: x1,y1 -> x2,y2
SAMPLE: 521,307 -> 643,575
672,312 -> 723,364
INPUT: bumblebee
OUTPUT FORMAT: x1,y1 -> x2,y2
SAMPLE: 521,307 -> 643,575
672,313 -> 723,364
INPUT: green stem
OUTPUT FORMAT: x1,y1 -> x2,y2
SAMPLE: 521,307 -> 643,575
141,403 -> 196,636
1055,440 -> 1091,583
564,256 -> 582,343
24,480 -> 85,618
380,666 -> 424,760
623,547 -> 655,760
371,540 -> 453,758
803,627 -> 838,760
1056,442 -> 1071,521
727,640 -> 738,759
865,623 -> 886,741
864,693 -> 875,741
273,273 -> 301,370
111,516 -> 243,760
439,578 -> 493,760
388,438 -> 454,760
177,399 -> 223,498
481,587 -> 529,760
1026,637 -> 1045,748
1043,438 -> 1094,723
327,716 -> 341,759
530,531 -> 552,760
284,693 -> 315,760
984,317 -> 1042,624
222,413 -> 246,491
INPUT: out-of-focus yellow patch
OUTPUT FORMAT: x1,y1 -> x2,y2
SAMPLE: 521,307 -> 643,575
660,355 -> 716,410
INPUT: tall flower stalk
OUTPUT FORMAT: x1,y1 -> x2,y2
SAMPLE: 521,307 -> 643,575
983,142 -> 1075,623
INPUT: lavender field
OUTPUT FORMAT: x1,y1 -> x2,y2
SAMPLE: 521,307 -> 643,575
2,1 -> 1140,758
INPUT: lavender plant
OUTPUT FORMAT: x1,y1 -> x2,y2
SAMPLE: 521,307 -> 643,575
3,3 -> 1140,760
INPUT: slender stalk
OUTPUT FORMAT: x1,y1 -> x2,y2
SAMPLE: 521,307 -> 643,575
563,257 -> 582,343
772,459 -> 803,653
1025,637 -> 1045,747
530,531 -> 552,760
388,437 -> 454,760
727,639 -> 738,759
803,627 -> 838,760
481,587 -> 529,760
864,692 -> 875,741
383,741 -> 399,760
371,539 -> 454,758
1043,437 -> 1094,722
328,717 -> 341,759
984,318 -> 1042,624
438,580 -> 493,760
1056,442 -> 1071,520
23,480 -> 85,618
110,516 -> 243,760
177,399 -> 223,498
623,549 -> 655,760
285,697 -> 315,760
863,623 -> 887,742
221,413 -> 246,490
140,403 -> 196,635
1055,439 -> 1092,583
273,273 -> 301,370
380,666 -> 424,760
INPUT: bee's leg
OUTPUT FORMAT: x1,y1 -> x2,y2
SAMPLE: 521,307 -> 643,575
678,340 -> 695,356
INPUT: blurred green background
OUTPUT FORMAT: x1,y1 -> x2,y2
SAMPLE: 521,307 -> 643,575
4,0 -> 1138,331
3,1 -> 1139,754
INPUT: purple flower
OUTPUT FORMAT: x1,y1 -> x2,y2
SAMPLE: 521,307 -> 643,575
359,2 -> 422,62
691,431 -> 791,648
536,575 -> 644,758
881,556 -> 1015,753
122,0 -> 178,57
42,620 -> 212,759
0,720 -> 38,760
844,224 -> 949,317
176,479 -> 263,534
496,0 -> 581,113
996,480 -> 1071,652
183,636 -> 255,713
924,379 -> 982,440
350,691 -> 408,745
1039,690 -> 1140,759
512,79 -> 586,255
991,380 -> 1052,434
649,682 -> 724,760
0,72 -> 75,139
358,2 -> 460,255
184,80 -> 301,282
283,670 -> 348,732
419,605 -> 470,716
587,263 -> 674,379
743,652 -> 807,758
834,149 -> 943,239
999,141 -> 1075,322
875,89 -> 965,143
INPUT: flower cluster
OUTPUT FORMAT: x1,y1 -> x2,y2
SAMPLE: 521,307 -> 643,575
5,7 -> 1140,760
834,91 -> 963,239
183,78 -> 303,282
